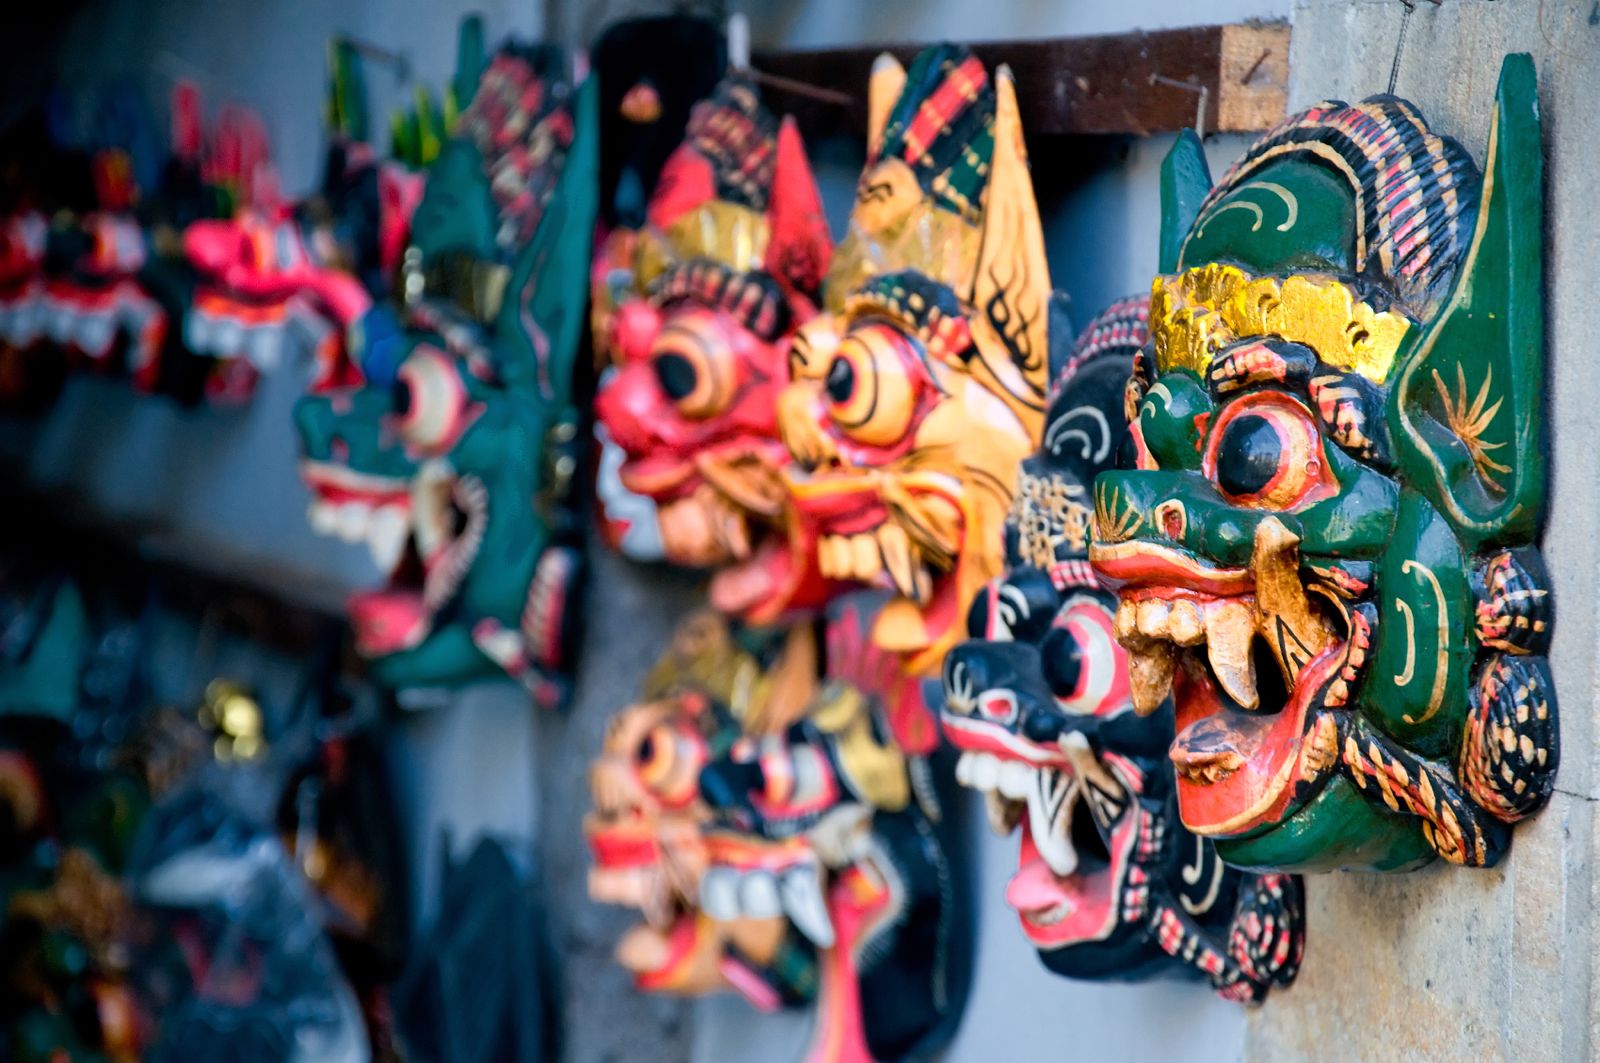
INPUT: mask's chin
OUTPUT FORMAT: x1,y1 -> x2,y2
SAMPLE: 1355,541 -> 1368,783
332,459 -> 486,660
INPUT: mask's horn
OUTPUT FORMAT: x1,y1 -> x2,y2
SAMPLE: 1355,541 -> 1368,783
764,116 -> 834,318
867,52 -> 906,160
1159,129 -> 1212,273
967,63 -> 1050,441
1390,53 -> 1544,550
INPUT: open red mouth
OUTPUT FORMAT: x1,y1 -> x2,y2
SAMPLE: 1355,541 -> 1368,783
1092,521 -> 1350,839
948,745 -> 1129,948
1168,635 -> 1344,838
302,458 -> 484,658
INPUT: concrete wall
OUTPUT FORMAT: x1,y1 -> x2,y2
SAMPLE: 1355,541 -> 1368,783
1244,3 -> 1600,1061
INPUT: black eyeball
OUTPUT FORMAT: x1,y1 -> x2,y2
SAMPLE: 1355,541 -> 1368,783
653,351 -> 698,401
824,354 -> 855,404
1216,414 -> 1282,498
1040,625 -> 1084,699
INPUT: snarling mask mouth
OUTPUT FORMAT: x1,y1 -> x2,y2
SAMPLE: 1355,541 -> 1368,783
1091,58 -> 1557,873
296,340 -> 501,662
584,614 -> 819,1008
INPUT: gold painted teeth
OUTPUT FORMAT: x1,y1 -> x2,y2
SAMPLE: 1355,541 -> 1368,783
1115,596 -> 1260,713
818,525 -> 936,603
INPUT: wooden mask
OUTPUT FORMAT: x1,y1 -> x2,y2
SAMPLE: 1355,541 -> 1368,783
1091,55 -> 1556,871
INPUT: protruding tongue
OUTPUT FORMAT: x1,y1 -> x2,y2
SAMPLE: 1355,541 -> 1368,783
709,536 -> 787,616
1006,848 -> 1073,912
1025,768 -> 1079,877
347,589 -> 429,656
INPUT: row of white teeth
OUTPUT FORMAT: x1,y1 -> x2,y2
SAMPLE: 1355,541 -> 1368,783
699,864 -> 835,949
309,498 -> 411,574
1114,596 -> 1259,714
818,524 -> 934,603
956,751 -> 1081,878
185,308 -> 310,369
422,473 -> 488,610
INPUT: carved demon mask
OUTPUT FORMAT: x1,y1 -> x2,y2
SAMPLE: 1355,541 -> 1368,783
1090,56 -> 1556,871
593,75 -> 838,625
294,43 -> 597,702
692,594 -> 963,1062
585,611 -> 820,1009
775,46 -> 1049,723
939,301 -> 1303,1001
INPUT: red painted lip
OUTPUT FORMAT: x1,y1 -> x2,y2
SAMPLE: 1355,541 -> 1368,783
1170,643 -> 1344,838
588,822 -> 659,869
942,714 -> 1068,767
347,589 -> 429,657
618,453 -> 699,499
298,459 -> 410,508
1089,540 -> 1255,597
632,915 -> 702,985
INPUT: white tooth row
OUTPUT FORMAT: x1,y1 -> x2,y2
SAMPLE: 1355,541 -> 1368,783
309,499 -> 410,573
957,752 -> 1081,877
699,864 -> 836,948
955,751 -> 1034,800
817,526 -> 933,602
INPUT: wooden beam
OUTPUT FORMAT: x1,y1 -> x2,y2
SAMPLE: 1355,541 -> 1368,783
751,22 -> 1290,139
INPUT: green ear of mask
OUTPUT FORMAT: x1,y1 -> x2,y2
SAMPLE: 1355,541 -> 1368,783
495,73 -> 599,405
326,37 -> 369,143
1159,129 -> 1211,274
1389,53 -> 1545,553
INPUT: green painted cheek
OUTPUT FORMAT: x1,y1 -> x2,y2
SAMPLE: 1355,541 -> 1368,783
1138,371 -> 1211,471
1363,490 -> 1472,760
1293,448 -> 1399,559
1215,775 -> 1435,872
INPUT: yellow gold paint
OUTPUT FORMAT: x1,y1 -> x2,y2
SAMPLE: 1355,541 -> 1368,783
1011,470 -> 1092,567
1150,264 -> 1412,383
635,201 -> 771,290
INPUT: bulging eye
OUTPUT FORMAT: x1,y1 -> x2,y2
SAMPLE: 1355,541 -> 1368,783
822,323 -> 922,447
1204,393 -> 1332,510
649,309 -> 736,419
636,721 -> 704,809
393,345 -> 469,453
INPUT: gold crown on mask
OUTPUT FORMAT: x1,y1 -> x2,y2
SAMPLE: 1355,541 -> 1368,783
1150,263 -> 1413,384
634,200 -> 771,293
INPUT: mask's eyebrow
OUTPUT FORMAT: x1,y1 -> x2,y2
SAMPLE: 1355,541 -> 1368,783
1205,338 -> 1319,400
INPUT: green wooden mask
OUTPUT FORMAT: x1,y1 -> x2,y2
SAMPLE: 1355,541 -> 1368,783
1090,55 -> 1556,872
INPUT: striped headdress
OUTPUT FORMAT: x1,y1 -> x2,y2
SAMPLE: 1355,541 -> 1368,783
1189,95 -> 1480,316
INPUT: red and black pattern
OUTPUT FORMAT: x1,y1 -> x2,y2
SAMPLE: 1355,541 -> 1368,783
683,74 -> 777,213
1194,95 -> 1479,315
874,44 -> 995,226
653,259 -> 790,343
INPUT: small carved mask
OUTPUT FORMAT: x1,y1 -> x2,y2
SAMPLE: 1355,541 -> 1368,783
585,612 -> 819,1007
